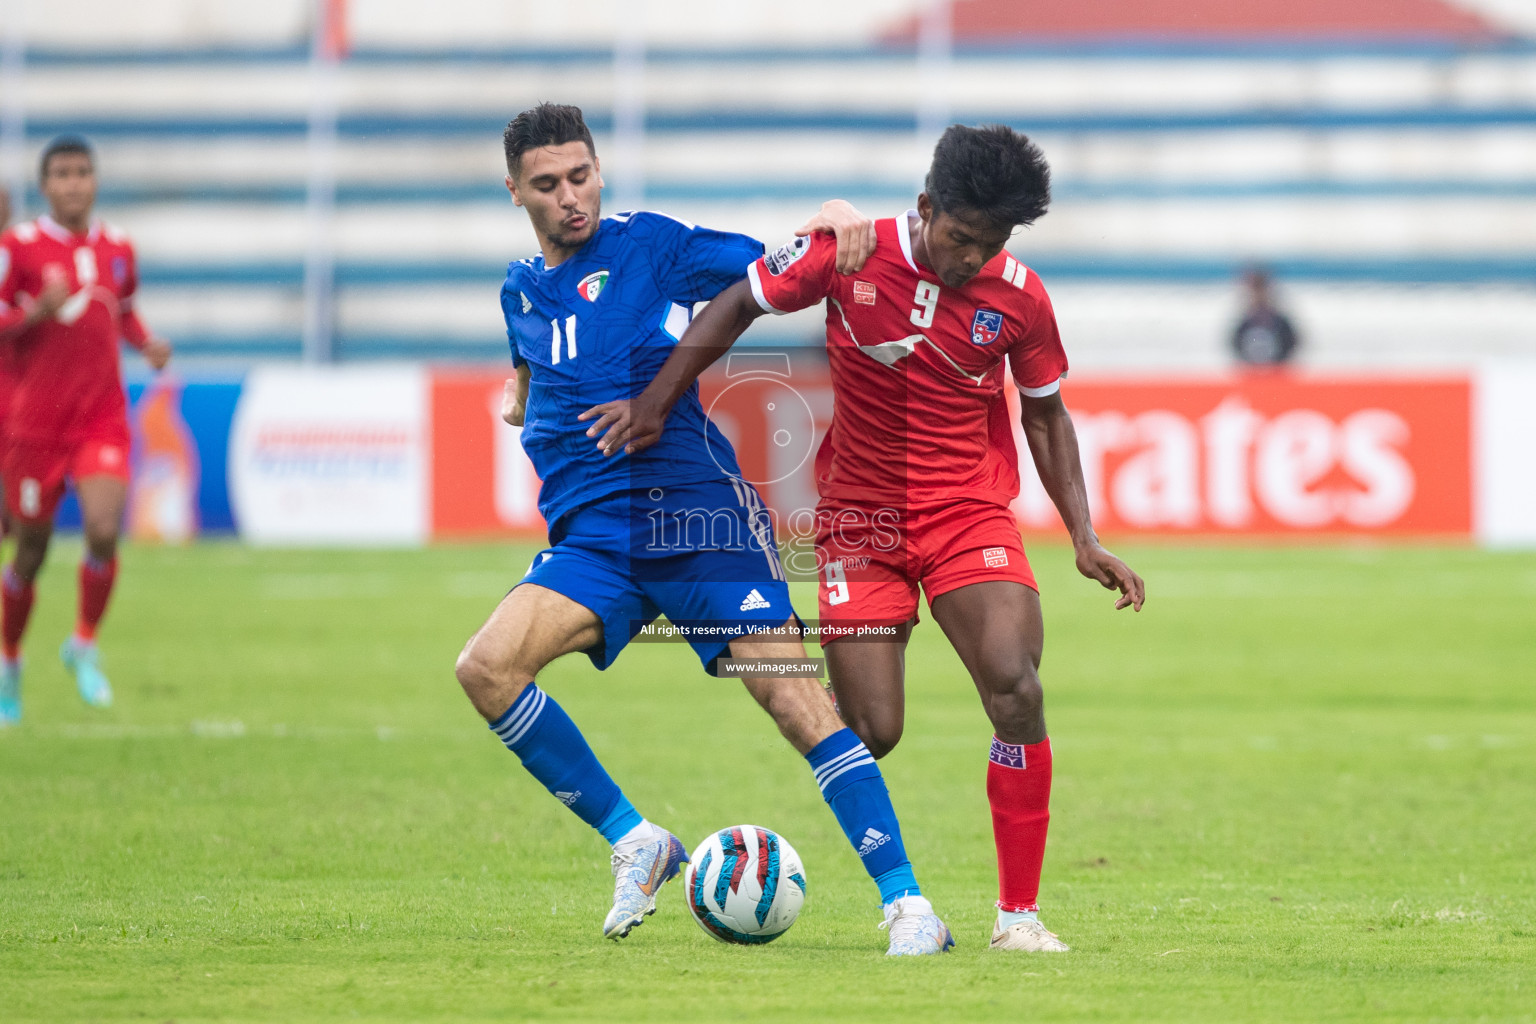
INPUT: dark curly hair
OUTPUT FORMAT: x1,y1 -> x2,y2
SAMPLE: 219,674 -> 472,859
924,124 -> 1051,228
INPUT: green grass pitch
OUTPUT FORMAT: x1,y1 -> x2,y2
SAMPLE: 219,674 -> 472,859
1,539 -> 1533,1022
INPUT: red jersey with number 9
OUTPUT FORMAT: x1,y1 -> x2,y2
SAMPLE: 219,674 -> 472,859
747,212 -> 1068,508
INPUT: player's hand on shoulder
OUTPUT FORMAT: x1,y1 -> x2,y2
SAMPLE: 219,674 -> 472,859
578,396 -> 665,457
1074,542 -> 1146,612
501,377 -> 525,427
796,199 -> 875,275
142,337 -> 173,371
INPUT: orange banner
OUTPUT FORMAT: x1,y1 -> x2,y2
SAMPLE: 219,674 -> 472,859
430,372 -> 543,537
1012,374 -> 1471,536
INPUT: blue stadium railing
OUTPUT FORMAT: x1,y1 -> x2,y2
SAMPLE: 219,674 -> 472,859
15,41 -> 1535,360
20,106 -> 1536,139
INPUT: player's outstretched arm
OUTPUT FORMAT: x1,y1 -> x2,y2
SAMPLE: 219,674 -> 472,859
1019,389 -> 1146,612
580,277 -> 767,457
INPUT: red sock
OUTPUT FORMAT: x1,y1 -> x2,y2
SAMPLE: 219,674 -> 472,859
2,566 -> 35,661
987,736 -> 1053,912
76,556 -> 118,644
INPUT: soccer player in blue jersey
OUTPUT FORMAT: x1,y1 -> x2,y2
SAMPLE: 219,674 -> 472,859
453,103 -> 952,954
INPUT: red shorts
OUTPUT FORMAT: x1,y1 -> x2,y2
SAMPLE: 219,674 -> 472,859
3,433 -> 131,524
814,497 -> 1037,645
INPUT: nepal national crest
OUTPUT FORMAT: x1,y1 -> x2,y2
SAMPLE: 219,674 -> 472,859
971,309 -> 1003,346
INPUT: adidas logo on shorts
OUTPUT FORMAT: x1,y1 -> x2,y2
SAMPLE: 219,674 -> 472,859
857,827 -> 891,857
740,588 -> 771,611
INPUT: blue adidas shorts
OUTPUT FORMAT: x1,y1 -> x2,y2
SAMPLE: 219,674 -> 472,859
519,477 -> 797,675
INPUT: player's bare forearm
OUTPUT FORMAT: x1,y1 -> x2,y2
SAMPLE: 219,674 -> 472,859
649,279 -> 765,411
580,278 -> 767,456
1019,391 -> 1096,547
1020,389 -> 1146,611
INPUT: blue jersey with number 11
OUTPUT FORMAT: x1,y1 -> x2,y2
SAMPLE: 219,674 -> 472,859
501,211 -> 764,528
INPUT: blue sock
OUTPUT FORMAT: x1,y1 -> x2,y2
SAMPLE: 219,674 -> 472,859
806,728 -> 921,904
489,684 -> 643,845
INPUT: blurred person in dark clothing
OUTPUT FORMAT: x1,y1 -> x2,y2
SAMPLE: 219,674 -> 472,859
1230,266 -> 1299,367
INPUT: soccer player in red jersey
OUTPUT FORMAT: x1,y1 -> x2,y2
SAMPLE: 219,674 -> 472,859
587,124 -> 1145,952
0,182 -> 15,541
0,137 -> 172,723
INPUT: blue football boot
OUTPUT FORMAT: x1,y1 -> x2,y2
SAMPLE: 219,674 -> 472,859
0,658 -> 20,726
60,638 -> 113,708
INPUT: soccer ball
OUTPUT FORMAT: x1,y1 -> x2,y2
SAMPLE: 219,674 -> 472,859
683,825 -> 806,944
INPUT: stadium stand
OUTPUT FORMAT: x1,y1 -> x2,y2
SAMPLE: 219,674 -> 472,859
6,0 -> 1534,367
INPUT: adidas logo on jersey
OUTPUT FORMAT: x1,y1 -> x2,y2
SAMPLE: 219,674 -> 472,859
520,292 -> 532,314
740,589 -> 771,611
554,790 -> 582,807
857,828 -> 891,857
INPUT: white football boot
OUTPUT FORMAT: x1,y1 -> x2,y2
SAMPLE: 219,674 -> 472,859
990,915 -> 1070,952
602,824 -> 688,940
880,895 -> 955,955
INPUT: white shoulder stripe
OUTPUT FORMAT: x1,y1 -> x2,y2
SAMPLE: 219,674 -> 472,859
1001,256 -> 1029,289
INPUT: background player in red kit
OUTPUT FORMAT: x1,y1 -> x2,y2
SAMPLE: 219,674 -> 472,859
588,124 -> 1145,952
0,137 -> 172,723
0,182 -> 15,541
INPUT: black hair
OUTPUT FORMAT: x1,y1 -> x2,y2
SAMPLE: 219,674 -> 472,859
503,103 -> 596,176
39,135 -> 94,180
924,124 -> 1051,229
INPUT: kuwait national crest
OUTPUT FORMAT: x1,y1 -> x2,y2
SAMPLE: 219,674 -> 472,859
577,269 -> 609,302
971,308 -> 1004,346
